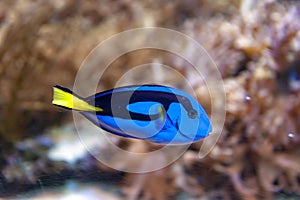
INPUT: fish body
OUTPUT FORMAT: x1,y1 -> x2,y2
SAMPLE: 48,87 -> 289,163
52,85 -> 212,145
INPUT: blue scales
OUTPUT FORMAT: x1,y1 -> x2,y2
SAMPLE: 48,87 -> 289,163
52,85 -> 212,145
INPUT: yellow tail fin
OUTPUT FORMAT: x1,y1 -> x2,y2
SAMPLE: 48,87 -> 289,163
52,86 -> 103,112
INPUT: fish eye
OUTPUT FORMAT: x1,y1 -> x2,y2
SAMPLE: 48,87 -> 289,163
188,109 -> 198,119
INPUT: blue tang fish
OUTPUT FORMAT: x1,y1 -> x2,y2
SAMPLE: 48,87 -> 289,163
52,85 -> 212,145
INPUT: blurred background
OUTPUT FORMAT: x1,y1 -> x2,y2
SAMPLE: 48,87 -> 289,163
0,0 -> 300,199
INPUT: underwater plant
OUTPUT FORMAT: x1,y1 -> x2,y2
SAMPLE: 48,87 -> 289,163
0,0 -> 299,199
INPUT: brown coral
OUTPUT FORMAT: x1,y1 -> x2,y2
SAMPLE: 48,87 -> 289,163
179,1 -> 300,199
0,0 -> 300,199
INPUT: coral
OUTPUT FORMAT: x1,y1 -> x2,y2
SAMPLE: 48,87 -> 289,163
178,1 -> 300,199
0,0 -> 300,199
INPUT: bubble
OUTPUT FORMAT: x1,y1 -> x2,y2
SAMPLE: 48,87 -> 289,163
72,27 -> 226,173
